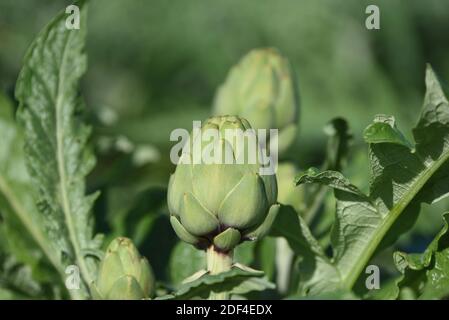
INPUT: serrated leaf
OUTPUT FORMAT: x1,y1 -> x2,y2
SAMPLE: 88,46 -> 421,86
269,205 -> 341,295
295,65 -> 449,292
297,168 -> 366,196
15,1 -> 101,297
394,213 -> 449,299
160,265 -> 274,300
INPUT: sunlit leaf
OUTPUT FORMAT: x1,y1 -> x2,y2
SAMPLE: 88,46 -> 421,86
15,1 -> 101,298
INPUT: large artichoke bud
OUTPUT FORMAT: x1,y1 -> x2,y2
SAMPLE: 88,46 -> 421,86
168,115 -> 279,253
213,48 -> 299,155
91,237 -> 155,300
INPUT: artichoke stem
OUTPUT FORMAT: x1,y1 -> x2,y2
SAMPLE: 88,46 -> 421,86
206,246 -> 233,300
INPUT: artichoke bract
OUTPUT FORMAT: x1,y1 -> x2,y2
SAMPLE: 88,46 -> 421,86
213,48 -> 299,154
91,237 -> 155,300
168,115 -> 279,253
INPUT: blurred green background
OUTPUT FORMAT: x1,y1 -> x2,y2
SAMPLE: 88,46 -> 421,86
2,0 -> 449,163
1,0 -> 449,285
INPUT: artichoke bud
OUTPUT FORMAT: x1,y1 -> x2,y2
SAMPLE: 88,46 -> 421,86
168,115 -> 278,252
213,48 -> 299,154
91,237 -> 155,300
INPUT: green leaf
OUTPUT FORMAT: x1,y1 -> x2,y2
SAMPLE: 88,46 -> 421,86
295,65 -> 449,292
160,264 -> 274,300
106,187 -> 166,247
234,241 -> 256,266
0,93 -> 65,298
363,115 -> 413,149
394,213 -> 449,299
363,277 -> 400,300
0,288 -> 25,300
0,252 -> 54,299
270,205 -> 341,295
287,289 -> 358,300
15,1 -> 101,297
169,242 -> 206,287
255,237 -> 276,281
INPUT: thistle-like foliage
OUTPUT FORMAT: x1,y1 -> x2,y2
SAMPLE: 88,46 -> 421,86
394,214 -> 449,299
291,66 -> 449,295
15,1 -> 102,297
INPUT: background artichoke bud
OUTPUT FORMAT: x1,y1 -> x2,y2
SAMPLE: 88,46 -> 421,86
168,116 -> 278,252
213,48 -> 299,155
91,237 -> 155,300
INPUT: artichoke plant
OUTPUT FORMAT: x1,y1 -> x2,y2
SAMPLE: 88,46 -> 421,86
213,48 -> 299,154
91,237 -> 155,300
168,115 -> 279,258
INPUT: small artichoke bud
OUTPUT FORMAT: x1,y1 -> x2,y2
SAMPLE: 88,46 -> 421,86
213,48 -> 299,154
91,237 -> 155,300
168,115 -> 279,252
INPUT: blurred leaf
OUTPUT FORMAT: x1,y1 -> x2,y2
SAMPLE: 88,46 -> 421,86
234,241 -> 256,266
270,205 -> 341,295
105,187 -> 166,245
15,1 -> 101,297
363,277 -> 400,300
394,213 -> 449,299
138,214 -> 178,283
0,93 -> 64,298
287,289 -> 358,300
0,253 -> 52,299
169,242 -> 205,287
295,66 -> 449,292
255,237 -> 276,281
100,108 -> 209,147
323,117 -> 352,171
230,276 -> 275,296
274,237 -> 295,295
303,117 -> 351,224
276,162 -> 305,213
